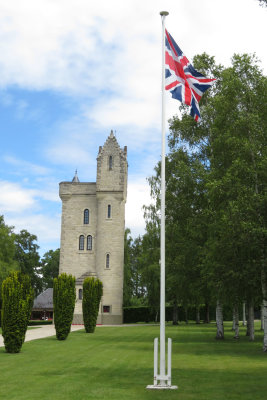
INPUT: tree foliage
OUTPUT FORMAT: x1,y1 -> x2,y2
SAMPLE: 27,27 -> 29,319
168,53 -> 266,338
1,271 -> 34,353
82,277 -> 103,333
0,216 -> 19,303
53,273 -> 76,340
123,229 -> 133,306
40,248 -> 60,289
0,217 -> 60,296
123,230 -> 147,307
14,229 -> 42,295
135,53 -> 267,343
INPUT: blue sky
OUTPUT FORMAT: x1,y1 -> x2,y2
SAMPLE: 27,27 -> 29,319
0,0 -> 266,256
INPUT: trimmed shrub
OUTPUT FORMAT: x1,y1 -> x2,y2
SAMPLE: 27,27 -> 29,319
53,273 -> 76,340
82,277 -> 103,333
1,271 -> 34,353
28,320 -> 53,326
123,306 -> 151,323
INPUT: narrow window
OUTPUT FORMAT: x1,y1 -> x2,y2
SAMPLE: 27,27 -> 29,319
109,155 -> 113,170
84,209 -> 89,224
79,235 -> 84,250
103,305 -> 110,313
107,204 -> 111,218
106,253 -> 110,269
79,289 -> 83,300
87,235 -> 92,251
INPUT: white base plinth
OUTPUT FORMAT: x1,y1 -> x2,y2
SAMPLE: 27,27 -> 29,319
146,385 -> 178,390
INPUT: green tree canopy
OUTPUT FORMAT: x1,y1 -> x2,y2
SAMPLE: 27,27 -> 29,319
168,52 -> 266,319
142,52 -> 266,338
40,248 -> 60,289
14,229 -> 42,295
0,216 -> 19,305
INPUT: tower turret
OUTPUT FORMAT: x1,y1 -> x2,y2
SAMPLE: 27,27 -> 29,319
96,130 -> 127,199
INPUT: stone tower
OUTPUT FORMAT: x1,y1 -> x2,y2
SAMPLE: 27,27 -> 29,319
59,131 -> 127,324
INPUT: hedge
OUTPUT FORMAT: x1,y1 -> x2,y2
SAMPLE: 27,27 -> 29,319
28,320 -> 53,326
123,303 -> 257,324
1,272 -> 34,353
53,273 -> 76,340
83,277 -> 103,333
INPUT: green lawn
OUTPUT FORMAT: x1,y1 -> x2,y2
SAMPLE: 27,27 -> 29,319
0,322 -> 266,400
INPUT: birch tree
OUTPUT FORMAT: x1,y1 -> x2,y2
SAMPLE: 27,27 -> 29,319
169,53 -> 266,346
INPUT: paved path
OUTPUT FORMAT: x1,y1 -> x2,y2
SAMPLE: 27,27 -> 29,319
0,323 -> 155,348
0,324 -> 84,348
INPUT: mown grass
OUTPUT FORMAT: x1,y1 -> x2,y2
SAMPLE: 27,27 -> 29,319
0,322 -> 266,400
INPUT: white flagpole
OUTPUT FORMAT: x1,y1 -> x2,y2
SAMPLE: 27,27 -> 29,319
159,10 -> 168,385
147,11 -> 177,390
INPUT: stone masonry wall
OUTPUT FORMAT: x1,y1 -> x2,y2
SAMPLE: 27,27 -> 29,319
59,132 -> 127,325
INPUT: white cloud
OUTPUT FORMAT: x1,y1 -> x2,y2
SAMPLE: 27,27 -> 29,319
12,213 -> 61,242
4,156 -> 52,176
0,0 -> 266,254
90,96 -> 161,131
7,213 -> 61,255
0,173 -> 60,209
125,176 -> 154,238
0,178 -> 61,254
0,181 -> 36,212
46,142 -> 94,168
0,0 -> 265,133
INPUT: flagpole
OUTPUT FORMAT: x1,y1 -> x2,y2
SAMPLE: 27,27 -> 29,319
159,10 -> 168,385
146,11 -> 177,390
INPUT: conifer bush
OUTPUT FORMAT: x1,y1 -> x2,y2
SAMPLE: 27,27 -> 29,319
53,273 -> 76,340
1,271 -> 34,353
82,277 -> 103,333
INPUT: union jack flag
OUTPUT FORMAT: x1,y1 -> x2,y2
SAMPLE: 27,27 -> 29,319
165,29 -> 215,122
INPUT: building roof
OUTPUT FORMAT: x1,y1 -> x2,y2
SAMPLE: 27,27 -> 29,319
33,288 -> 53,310
72,169 -> 80,182
76,271 -> 97,285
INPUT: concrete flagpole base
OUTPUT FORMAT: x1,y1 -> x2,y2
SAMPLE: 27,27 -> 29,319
146,337 -> 178,390
146,385 -> 178,390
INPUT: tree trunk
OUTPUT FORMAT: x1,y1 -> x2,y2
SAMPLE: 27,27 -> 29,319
246,306 -> 250,336
232,307 -> 236,331
184,306 -> 188,324
248,302 -> 255,341
196,306 -> 200,324
242,302 -> 246,326
263,299 -> 267,352
172,301 -> 178,325
216,300 -> 224,340
233,304 -> 239,339
261,268 -> 267,352
249,134 -> 266,349
261,304 -> 264,331
204,303 -> 210,324
155,310 -> 158,323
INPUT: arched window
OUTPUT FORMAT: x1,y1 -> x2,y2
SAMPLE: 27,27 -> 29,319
107,204 -> 111,219
87,235 -> 92,251
109,155 -> 113,170
84,209 -> 89,224
106,253 -> 110,269
79,235 -> 84,250
79,289 -> 83,300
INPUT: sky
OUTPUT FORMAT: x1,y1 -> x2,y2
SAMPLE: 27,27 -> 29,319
0,0 -> 266,257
